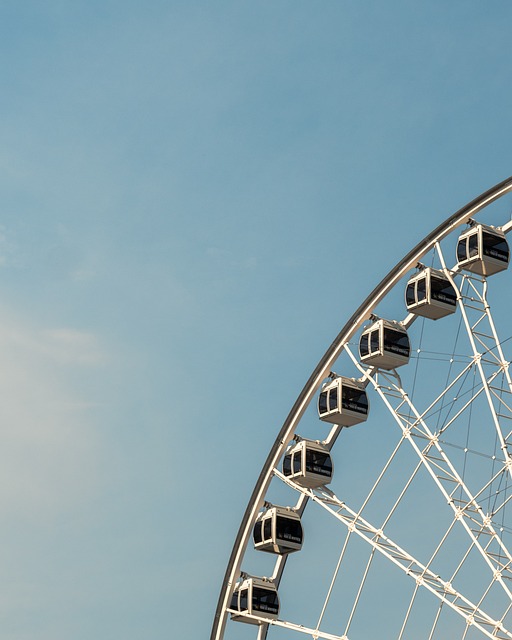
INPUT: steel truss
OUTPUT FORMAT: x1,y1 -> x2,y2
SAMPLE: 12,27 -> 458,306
211,177 -> 512,640
274,468 -> 512,640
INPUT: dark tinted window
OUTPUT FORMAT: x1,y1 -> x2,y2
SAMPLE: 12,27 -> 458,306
293,452 -> 301,474
276,515 -> 303,545
405,282 -> 416,306
468,232 -> 478,257
482,232 -> 509,262
341,386 -> 368,414
370,330 -> 380,354
240,589 -> 248,611
328,388 -> 338,412
383,328 -> 410,357
305,449 -> 332,477
430,275 -> 456,306
283,454 -> 292,476
253,521 -> 263,544
263,518 -> 272,541
457,238 -> 467,262
359,333 -> 369,357
252,587 -> 279,615
417,277 -> 426,301
230,592 -> 239,611
318,391 -> 328,415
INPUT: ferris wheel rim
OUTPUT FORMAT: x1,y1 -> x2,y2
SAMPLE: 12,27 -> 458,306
211,175 -> 512,640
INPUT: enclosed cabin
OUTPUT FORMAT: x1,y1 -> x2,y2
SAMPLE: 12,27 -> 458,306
283,439 -> 333,488
318,376 -> 369,427
229,576 -> 279,624
359,318 -> 410,370
253,506 -> 303,554
456,223 -> 509,276
405,267 -> 457,320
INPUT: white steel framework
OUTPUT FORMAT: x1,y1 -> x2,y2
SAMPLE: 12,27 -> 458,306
211,177 -> 512,640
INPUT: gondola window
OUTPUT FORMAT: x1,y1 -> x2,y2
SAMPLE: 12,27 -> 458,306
328,387 -> 338,411
253,588 -> 279,615
483,232 -> 509,262
430,275 -> 456,305
275,516 -> 302,544
305,449 -> 332,477
383,328 -> 410,357
342,386 -> 368,414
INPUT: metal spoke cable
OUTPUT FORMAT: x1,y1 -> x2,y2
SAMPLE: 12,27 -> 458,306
314,523 -> 353,634
274,469 -> 512,639
343,549 -> 376,639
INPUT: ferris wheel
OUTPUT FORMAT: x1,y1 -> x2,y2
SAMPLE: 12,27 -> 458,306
211,176 -> 512,640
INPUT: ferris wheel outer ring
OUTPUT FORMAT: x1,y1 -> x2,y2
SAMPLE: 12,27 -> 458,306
210,175 -> 512,640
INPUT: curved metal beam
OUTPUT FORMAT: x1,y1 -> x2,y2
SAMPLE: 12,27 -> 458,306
211,176 -> 512,640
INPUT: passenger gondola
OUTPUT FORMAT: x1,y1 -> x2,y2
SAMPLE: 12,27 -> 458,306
253,506 -> 303,554
456,223 -> 509,276
405,267 -> 457,319
359,318 -> 410,369
318,376 -> 369,426
229,576 -> 280,623
282,439 -> 333,488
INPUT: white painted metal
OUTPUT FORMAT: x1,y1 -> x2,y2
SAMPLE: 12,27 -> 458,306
438,249 -> 512,481
344,346 -> 512,604
211,177 -> 512,640
274,468 -> 512,640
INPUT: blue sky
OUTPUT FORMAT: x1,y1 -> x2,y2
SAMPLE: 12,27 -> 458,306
0,1 -> 512,638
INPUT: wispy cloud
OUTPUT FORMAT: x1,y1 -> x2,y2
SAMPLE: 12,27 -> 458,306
0,312 -> 107,520
0,224 -> 16,267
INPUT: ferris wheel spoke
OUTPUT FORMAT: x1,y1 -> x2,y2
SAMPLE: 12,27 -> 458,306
273,469 -> 512,639
342,548 -> 376,639
344,353 -> 512,602
212,178 -> 512,640
398,586 -> 417,640
428,600 -> 445,640
437,246 -> 512,479
314,522 -> 354,634
226,609 -> 348,640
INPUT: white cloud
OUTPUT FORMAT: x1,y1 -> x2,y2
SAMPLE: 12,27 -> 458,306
39,327 -> 106,366
0,224 -> 14,267
70,267 -> 97,281
207,246 -> 258,269
0,312 -> 107,521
